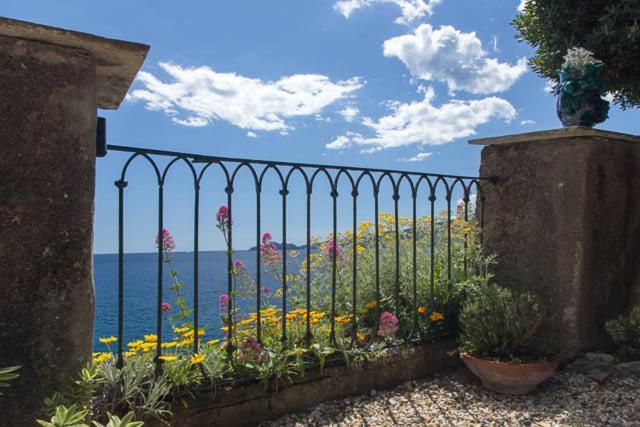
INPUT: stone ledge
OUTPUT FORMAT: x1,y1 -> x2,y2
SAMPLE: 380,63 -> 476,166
151,339 -> 459,427
469,127 -> 640,146
0,16 -> 149,109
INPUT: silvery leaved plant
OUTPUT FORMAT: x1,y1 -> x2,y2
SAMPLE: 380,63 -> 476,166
562,47 -> 602,79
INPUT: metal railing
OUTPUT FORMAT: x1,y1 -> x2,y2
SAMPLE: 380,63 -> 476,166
106,144 -> 492,372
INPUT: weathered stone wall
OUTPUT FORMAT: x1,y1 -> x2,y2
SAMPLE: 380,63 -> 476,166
0,36 -> 97,425
475,129 -> 640,356
155,339 -> 458,427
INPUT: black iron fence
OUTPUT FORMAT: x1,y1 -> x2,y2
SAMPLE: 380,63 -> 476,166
105,144 -> 492,372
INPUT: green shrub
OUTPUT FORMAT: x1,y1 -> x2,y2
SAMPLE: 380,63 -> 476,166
458,284 -> 547,362
605,306 -> 640,361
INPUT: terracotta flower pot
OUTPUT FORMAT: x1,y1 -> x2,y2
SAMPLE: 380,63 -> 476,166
460,352 -> 559,395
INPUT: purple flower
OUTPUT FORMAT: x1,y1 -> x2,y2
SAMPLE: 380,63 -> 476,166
261,232 -> 272,244
326,239 -> 344,261
161,302 -> 171,313
155,228 -> 176,252
238,337 -> 267,363
261,287 -> 270,295
234,259 -> 246,270
377,311 -> 399,338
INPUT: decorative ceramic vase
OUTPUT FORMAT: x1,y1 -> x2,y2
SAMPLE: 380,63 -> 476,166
460,352 -> 559,395
555,63 -> 609,127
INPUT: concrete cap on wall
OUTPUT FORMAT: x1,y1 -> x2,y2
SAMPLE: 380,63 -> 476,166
469,127 -> 640,146
0,16 -> 149,110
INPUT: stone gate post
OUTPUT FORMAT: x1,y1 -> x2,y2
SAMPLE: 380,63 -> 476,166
471,128 -> 640,357
0,17 -> 148,424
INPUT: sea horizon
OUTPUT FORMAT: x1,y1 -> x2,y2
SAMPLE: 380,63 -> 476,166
93,249 -> 306,351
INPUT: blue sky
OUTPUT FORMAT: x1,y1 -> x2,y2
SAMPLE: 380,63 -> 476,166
4,0 -> 640,253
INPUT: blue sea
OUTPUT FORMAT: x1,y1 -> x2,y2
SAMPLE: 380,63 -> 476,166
93,250 -> 287,350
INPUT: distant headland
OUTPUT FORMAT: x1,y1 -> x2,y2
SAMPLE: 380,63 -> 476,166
248,242 -> 306,251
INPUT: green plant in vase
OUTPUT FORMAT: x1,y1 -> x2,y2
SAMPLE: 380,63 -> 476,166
555,47 -> 609,127
458,283 -> 558,394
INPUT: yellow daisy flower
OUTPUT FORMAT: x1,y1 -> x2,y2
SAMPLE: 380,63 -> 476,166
144,334 -> 157,342
161,342 -> 177,349
429,311 -> 445,322
189,353 -> 205,365
99,336 -> 117,345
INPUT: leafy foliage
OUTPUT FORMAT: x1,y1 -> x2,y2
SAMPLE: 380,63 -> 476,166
458,283 -> 548,362
40,361 -> 170,426
0,365 -> 20,395
37,405 -> 143,427
605,306 -> 640,361
92,412 -> 145,427
513,0 -> 640,109
37,405 -> 88,427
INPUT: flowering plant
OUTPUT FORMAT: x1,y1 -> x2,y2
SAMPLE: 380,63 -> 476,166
377,311 -> 399,338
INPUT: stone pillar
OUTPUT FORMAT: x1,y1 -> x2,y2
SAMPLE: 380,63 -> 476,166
470,128 -> 640,357
0,17 -> 147,425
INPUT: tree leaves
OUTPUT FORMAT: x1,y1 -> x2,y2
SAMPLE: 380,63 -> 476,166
514,0 -> 640,109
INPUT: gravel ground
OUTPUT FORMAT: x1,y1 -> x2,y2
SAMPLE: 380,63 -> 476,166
262,367 -> 640,426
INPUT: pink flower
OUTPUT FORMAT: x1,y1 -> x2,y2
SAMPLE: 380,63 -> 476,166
326,239 -> 344,260
161,302 -> 171,313
219,294 -> 230,316
261,287 -> 270,295
456,201 -> 466,219
155,228 -> 176,252
260,232 -> 282,264
238,337 -> 267,363
216,205 -> 231,228
234,259 -> 246,270
377,311 -> 399,338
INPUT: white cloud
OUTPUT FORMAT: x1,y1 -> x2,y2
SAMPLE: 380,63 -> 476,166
518,0 -> 529,13
398,152 -> 432,162
456,194 -> 477,217
338,106 -> 360,122
334,0 -> 442,25
544,79 -> 555,95
326,87 -> 517,152
326,134 -> 353,150
127,62 -> 363,132
492,35 -> 499,53
173,117 -> 208,127
247,131 -> 257,138
520,119 -> 535,126
383,24 -> 528,95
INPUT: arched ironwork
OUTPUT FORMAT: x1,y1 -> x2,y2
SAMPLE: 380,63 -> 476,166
105,144 -> 494,368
